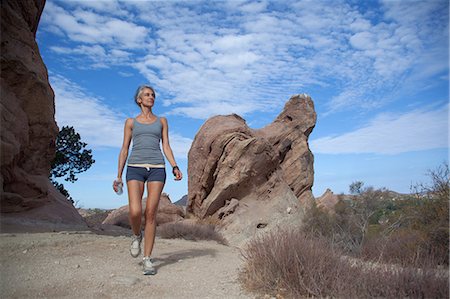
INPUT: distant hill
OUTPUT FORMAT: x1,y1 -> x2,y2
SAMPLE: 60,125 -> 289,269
174,195 -> 188,206
316,188 -> 411,210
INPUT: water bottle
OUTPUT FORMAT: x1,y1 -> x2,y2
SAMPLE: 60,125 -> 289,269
115,180 -> 123,195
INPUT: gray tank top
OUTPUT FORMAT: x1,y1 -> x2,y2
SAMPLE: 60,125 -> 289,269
128,117 -> 165,165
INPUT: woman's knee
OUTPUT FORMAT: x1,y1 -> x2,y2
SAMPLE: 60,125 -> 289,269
129,207 -> 142,219
145,207 -> 157,223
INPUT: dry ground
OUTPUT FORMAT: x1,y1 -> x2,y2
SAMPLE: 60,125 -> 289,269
0,231 -> 253,299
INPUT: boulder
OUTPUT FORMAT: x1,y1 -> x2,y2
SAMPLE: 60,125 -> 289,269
187,94 -> 316,245
0,0 -> 86,231
102,193 -> 185,228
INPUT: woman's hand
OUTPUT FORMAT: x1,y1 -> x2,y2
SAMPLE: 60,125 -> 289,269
113,178 -> 123,192
172,166 -> 183,181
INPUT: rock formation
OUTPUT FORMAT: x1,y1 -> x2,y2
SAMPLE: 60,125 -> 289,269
316,188 -> 339,211
102,193 -> 185,228
0,0 -> 86,231
187,94 -> 316,245
174,194 -> 188,206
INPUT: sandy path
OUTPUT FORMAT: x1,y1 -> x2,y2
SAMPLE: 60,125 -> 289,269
0,232 -> 253,299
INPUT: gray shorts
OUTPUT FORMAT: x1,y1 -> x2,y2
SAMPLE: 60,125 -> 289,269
126,166 -> 166,183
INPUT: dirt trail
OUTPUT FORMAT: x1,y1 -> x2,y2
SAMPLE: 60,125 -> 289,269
0,232 -> 253,299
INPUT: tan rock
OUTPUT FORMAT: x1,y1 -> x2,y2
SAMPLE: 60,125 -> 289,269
316,188 -> 339,211
187,95 -> 316,246
217,198 -> 239,219
257,94 -> 316,205
0,0 -> 86,231
102,193 -> 185,228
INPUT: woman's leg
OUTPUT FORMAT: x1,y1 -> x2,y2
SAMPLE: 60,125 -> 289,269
127,180 -> 145,235
143,181 -> 164,257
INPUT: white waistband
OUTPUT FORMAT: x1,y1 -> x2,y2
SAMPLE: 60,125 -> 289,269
128,163 -> 165,168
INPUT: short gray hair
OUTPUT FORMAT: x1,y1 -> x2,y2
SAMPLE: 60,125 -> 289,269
134,85 -> 155,106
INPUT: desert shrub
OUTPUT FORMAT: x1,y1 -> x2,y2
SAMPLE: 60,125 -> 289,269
362,163 -> 449,267
240,227 -> 347,298
303,187 -> 390,254
304,163 -> 449,267
157,221 -> 227,245
361,228 -> 429,266
239,226 -> 449,299
301,201 -> 334,239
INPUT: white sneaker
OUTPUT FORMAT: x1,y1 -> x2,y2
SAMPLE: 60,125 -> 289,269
143,256 -> 156,275
130,233 -> 142,258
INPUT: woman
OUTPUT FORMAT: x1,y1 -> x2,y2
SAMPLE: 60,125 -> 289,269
113,85 -> 182,275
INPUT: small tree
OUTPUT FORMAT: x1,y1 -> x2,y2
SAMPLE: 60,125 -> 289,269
50,126 -> 95,204
349,181 -> 364,195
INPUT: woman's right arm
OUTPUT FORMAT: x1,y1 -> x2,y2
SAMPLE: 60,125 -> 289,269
113,118 -> 133,191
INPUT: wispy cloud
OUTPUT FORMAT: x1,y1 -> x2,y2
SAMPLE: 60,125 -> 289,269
42,1 -> 148,48
50,73 -> 193,157
168,133 -> 193,159
41,0 -> 448,119
310,104 -> 449,155
50,73 -> 125,148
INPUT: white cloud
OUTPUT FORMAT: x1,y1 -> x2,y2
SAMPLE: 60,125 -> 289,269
349,31 -> 376,50
49,44 -> 132,67
349,18 -> 372,31
67,0 -> 131,18
168,101 -> 258,120
50,74 -> 125,148
239,1 -> 268,13
167,133 -> 193,159
310,105 -> 449,155
42,1 -> 149,48
41,0 -> 448,119
51,73 -> 193,159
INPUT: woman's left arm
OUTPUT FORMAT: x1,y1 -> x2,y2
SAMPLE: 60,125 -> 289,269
161,117 -> 182,181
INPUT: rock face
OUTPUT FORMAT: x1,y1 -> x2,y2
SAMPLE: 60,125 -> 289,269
0,0 -> 86,231
102,193 -> 185,228
187,94 -> 316,245
256,95 -> 316,204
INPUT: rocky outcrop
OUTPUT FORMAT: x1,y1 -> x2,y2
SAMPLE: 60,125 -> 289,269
0,0 -> 86,231
174,194 -> 188,206
316,188 -> 339,211
102,193 -> 185,228
256,95 -> 316,204
187,94 -> 316,245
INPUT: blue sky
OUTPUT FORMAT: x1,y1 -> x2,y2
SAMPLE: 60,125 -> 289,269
37,0 -> 448,209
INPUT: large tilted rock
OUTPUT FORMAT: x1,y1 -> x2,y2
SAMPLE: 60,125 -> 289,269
102,193 -> 185,228
0,0 -> 87,231
187,94 -> 316,246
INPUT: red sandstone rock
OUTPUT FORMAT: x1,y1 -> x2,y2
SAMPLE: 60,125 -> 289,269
187,94 -> 316,245
257,94 -> 316,204
0,0 -> 86,231
102,193 -> 185,228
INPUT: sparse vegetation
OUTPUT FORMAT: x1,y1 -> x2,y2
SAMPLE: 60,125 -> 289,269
240,163 -> 449,298
302,163 -> 449,267
240,227 -> 448,298
157,221 -> 228,245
